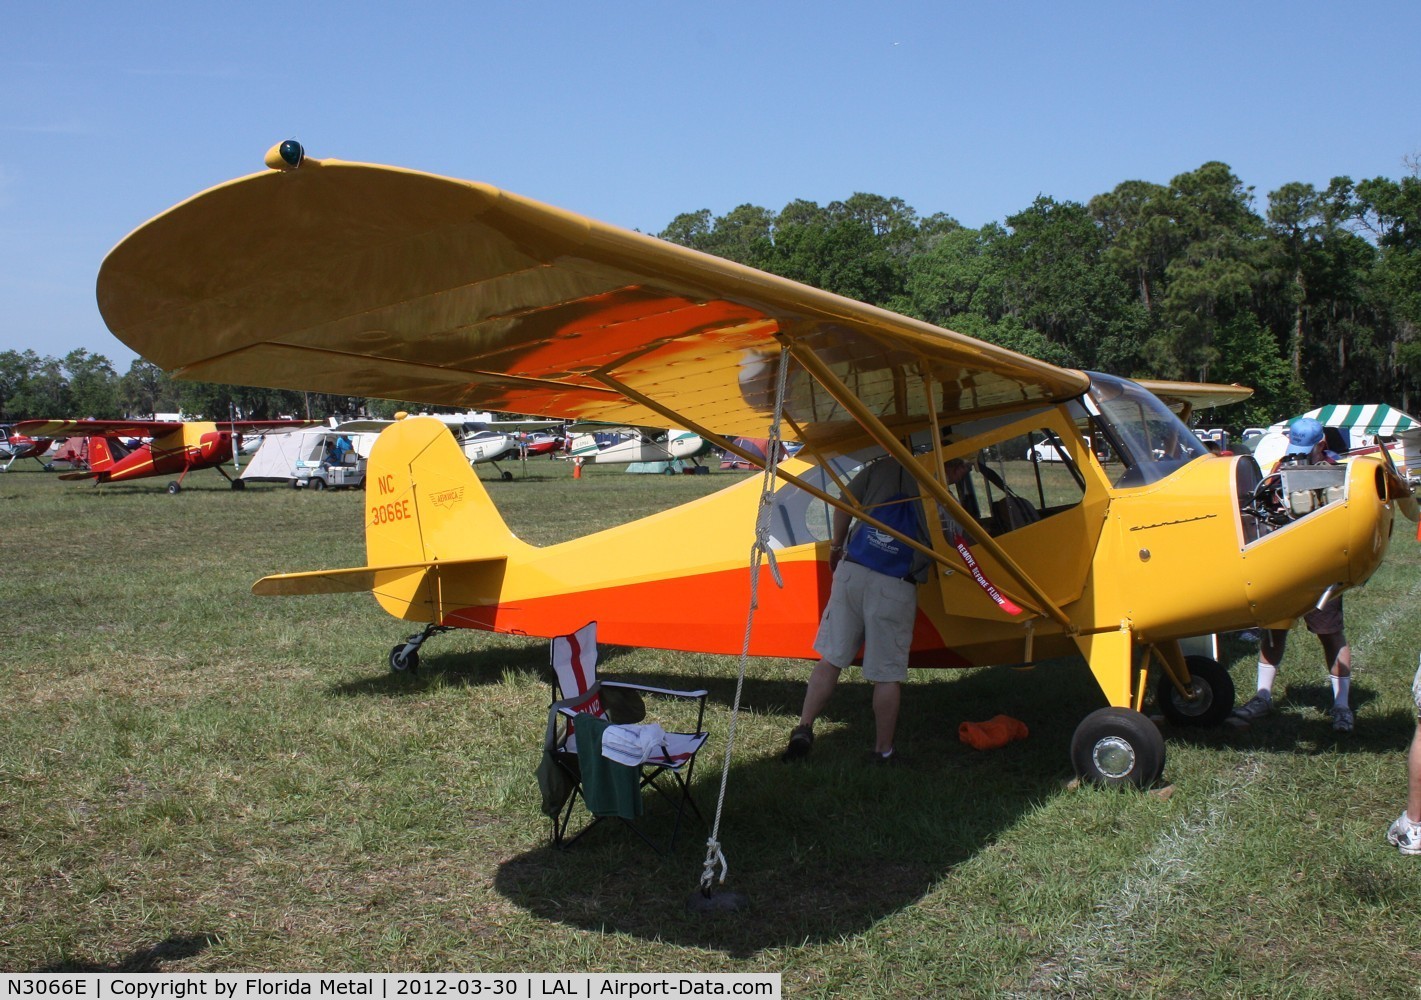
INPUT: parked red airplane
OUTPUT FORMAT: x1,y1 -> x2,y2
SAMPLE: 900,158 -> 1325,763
14,418 -> 311,493
0,425 -> 55,471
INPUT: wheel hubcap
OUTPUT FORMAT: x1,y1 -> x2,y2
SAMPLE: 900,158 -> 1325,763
1092,736 -> 1136,779
1172,680 -> 1213,716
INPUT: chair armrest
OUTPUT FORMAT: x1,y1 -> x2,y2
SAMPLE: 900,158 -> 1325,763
602,679 -> 709,700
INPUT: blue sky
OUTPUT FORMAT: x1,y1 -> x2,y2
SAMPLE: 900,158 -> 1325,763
4,1 -> 1419,367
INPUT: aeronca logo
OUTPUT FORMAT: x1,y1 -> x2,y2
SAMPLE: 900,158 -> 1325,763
429,486 -> 465,510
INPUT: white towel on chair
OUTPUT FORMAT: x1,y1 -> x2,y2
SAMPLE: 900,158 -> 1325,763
600,722 -> 669,766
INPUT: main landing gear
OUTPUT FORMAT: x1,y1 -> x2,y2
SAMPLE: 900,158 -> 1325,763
1070,646 -> 1234,789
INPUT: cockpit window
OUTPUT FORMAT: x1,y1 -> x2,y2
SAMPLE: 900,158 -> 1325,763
1085,372 -> 1207,487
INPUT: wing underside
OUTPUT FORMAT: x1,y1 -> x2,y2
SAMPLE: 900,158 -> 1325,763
97,157 -> 1091,452
16,419 -> 184,438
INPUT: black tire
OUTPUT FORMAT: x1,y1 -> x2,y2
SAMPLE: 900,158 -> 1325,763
500,470 -> 513,482
231,479 -> 246,491
309,477 -> 326,492
1070,707 -> 1166,789
166,481 -> 181,495
389,645 -> 418,674
1157,655 -> 1235,727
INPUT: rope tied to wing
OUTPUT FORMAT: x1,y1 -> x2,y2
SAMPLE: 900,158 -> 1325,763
698,345 -> 791,895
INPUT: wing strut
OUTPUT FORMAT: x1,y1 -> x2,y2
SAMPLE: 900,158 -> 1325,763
784,342 -> 1072,631
585,371 -> 961,587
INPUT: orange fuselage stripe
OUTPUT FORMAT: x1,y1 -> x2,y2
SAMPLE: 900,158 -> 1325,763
436,562 -> 966,667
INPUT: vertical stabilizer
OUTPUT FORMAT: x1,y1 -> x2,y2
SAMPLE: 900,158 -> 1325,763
87,436 -> 119,472
363,416 -> 532,621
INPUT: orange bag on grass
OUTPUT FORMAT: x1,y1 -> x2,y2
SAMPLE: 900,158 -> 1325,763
959,714 -> 1029,750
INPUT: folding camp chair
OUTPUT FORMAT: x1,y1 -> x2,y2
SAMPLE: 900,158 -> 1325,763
541,621 -> 709,852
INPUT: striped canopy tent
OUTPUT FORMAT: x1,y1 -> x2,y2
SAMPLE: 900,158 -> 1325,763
1298,404 -> 1419,437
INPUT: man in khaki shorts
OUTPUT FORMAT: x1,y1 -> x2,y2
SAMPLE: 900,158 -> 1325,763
782,454 -> 969,764
1385,662 -> 1421,855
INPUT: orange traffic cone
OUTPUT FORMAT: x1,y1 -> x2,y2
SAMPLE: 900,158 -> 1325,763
572,459 -> 583,480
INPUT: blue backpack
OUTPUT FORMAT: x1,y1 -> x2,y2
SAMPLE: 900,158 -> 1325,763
846,486 -> 924,579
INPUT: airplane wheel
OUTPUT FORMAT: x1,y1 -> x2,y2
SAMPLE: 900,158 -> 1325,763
309,478 -> 326,491
389,645 -> 418,674
166,481 -> 181,495
1156,655 -> 1235,727
231,479 -> 246,491
1070,707 -> 1166,789
501,470 -> 513,481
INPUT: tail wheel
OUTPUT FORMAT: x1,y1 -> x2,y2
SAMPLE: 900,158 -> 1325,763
1070,707 -> 1166,789
1156,655 -> 1235,727
166,481 -> 181,495
389,645 -> 419,674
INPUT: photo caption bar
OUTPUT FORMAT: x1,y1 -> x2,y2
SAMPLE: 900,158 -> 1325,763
1,974 -> 781,1000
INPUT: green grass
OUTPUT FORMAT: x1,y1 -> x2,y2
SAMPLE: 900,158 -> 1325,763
3,460 -> 1421,996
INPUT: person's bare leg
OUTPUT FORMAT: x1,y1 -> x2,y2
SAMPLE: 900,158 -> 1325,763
872,681 -> 901,755
1408,724 -> 1421,825
798,660 -> 842,728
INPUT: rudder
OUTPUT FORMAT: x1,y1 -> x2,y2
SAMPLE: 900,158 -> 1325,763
87,436 -> 121,472
365,416 -> 531,570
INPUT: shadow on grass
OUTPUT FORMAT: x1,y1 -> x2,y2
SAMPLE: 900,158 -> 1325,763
38,932 -> 218,972
493,661 -> 1106,956
324,639 -> 646,697
1162,680 -> 1415,758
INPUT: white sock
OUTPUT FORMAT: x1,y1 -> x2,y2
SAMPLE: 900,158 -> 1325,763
1256,662 -> 1277,695
1331,674 -> 1350,708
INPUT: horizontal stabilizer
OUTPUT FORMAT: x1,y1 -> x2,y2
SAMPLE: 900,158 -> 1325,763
253,555 -> 506,596
57,471 -> 94,481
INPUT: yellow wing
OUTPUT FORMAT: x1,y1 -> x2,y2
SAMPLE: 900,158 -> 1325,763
1134,379 -> 1253,420
98,151 -> 1091,452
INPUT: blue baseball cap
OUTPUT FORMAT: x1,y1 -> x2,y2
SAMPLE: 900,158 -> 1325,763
1284,416 -> 1325,456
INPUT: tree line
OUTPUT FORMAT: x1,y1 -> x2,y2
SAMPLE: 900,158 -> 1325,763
0,349 -> 411,425
4,159 -> 1418,430
660,160 -> 1421,428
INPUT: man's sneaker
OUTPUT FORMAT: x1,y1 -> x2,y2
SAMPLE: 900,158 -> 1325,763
1232,691 -> 1273,722
867,748 -> 901,766
1387,812 -> 1421,856
1330,704 -> 1355,733
781,724 -> 814,762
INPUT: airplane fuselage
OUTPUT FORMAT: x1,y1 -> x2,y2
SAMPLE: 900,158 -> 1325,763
86,423 -> 235,483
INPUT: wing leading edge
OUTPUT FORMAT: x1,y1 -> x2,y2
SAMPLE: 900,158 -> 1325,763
97,153 -> 1091,453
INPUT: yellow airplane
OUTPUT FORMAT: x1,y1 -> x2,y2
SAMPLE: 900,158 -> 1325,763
93,141 -> 1412,788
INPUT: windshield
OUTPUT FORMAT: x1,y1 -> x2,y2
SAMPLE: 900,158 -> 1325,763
1086,372 -> 1207,487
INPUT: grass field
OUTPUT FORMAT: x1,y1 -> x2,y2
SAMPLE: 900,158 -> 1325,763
3,460 -> 1421,996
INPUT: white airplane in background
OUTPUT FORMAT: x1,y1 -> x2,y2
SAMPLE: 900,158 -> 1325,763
567,423 -> 712,468
343,413 -> 562,481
